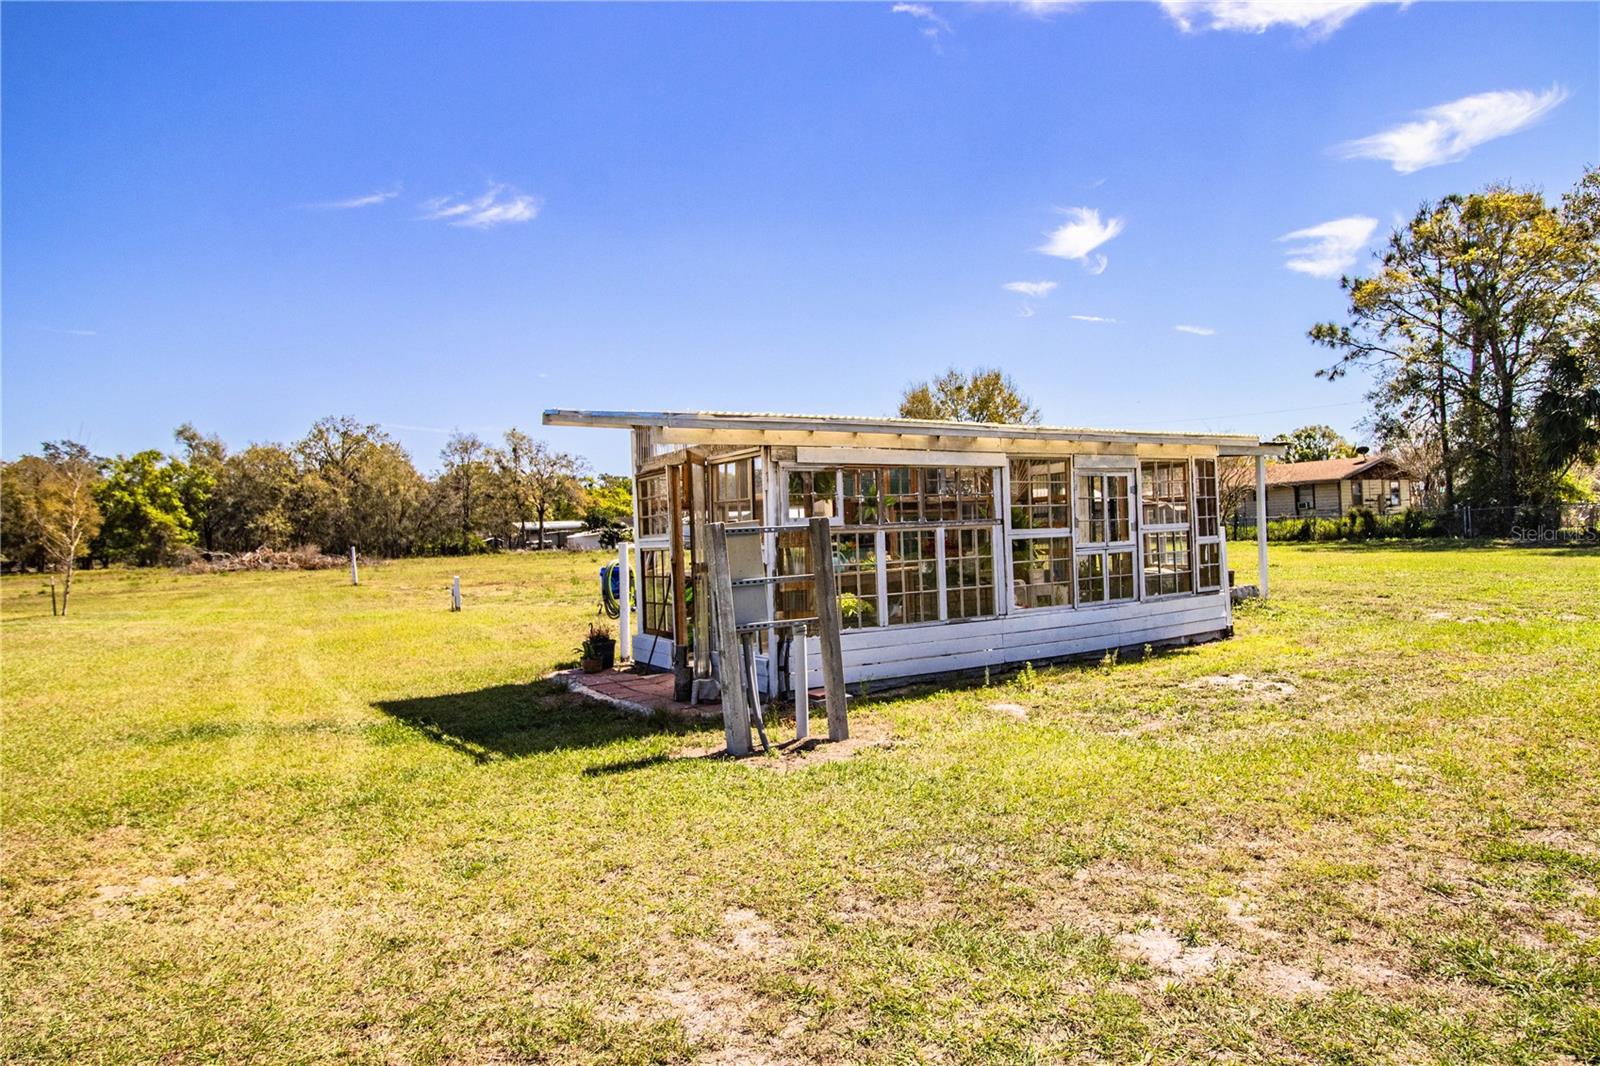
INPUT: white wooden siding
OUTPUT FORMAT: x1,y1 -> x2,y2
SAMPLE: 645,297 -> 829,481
799,593 -> 1228,684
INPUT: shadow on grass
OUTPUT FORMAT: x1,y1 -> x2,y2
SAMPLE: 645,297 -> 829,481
374,680 -> 704,763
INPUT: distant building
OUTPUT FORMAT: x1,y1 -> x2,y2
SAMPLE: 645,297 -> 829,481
518,519 -> 588,549
1248,454 -> 1424,519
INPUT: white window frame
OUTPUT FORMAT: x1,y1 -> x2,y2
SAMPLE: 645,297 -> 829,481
1006,455 -> 1077,613
1073,467 -> 1137,607
1139,458 -> 1196,600
780,458 -> 1004,630
1192,457 -> 1223,594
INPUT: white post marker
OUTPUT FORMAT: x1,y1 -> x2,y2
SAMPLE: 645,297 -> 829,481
451,575 -> 462,612
349,545 -> 359,586
1254,454 -> 1269,601
616,541 -> 632,662
792,625 -> 809,742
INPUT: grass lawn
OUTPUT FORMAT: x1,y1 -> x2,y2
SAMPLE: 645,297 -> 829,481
3,542 -> 1598,1064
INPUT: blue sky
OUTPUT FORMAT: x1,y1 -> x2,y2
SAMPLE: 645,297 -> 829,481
3,1 -> 1595,475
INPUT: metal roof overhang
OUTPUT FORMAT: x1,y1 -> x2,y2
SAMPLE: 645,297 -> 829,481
544,409 -> 1286,456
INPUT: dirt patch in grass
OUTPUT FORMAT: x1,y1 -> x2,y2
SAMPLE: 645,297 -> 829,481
1116,922 -> 1230,977
1180,673 -> 1298,698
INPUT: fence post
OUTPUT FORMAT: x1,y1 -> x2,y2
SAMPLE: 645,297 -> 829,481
451,575 -> 461,612
1254,455 -> 1269,601
349,545 -> 359,586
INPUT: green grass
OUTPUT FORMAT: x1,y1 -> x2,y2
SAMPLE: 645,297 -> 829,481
3,543 -> 1598,1064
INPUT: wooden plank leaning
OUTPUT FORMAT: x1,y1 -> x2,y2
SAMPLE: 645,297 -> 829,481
706,522 -> 753,757
807,516 -> 849,741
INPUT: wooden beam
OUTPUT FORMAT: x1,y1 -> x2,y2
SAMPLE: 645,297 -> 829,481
689,459 -> 712,691
808,516 -> 848,741
668,464 -> 691,700
706,523 -> 752,757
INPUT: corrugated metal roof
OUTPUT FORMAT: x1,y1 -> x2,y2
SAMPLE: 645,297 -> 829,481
543,409 -> 1283,452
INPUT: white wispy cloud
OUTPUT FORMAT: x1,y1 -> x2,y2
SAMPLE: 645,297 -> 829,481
1336,86 -> 1568,173
39,326 -> 98,337
1175,324 -> 1216,336
1038,207 -> 1124,274
1277,216 -> 1378,278
1003,280 -> 1058,298
1158,1 -> 1389,37
1014,0 -> 1077,17
420,183 -> 542,228
891,2 -> 952,44
1069,314 -> 1118,323
306,185 -> 402,210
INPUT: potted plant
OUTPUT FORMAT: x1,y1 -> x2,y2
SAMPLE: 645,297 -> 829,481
580,624 -> 616,673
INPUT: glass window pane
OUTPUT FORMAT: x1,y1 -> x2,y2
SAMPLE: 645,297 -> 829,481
884,529 -> 938,625
1140,461 -> 1190,527
832,531 -> 878,629
944,527 -> 994,619
1012,535 -> 1074,609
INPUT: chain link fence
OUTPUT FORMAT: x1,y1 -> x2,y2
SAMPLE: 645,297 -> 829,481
1226,503 -> 1599,544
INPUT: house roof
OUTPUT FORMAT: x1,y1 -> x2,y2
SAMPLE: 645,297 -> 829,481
1264,454 -> 1400,487
543,409 -> 1285,455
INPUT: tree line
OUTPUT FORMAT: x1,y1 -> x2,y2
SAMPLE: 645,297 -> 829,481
2,417 -> 628,606
1313,166 -> 1600,529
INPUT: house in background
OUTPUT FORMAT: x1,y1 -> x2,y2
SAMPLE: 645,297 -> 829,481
1250,453 -> 1424,519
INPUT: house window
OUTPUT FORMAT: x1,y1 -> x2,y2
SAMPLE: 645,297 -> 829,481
944,527 -> 995,619
921,467 -> 993,523
832,532 -> 878,630
883,466 -> 922,524
1077,549 -> 1134,604
1388,480 -> 1401,508
884,529 -> 939,625
1141,461 -> 1193,597
773,528 -> 816,628
1295,485 -> 1315,512
1009,457 -> 1074,610
1141,461 -> 1190,526
786,469 -> 836,522
1076,473 -> 1131,544
1197,542 -> 1222,592
841,468 -> 882,525
1075,472 -> 1135,604
637,473 -> 669,538
1351,480 -> 1364,506
1142,531 -> 1193,596
1010,458 -> 1071,530
1193,459 -> 1222,592
639,548 -> 675,637
791,463 -> 1001,629
710,456 -> 762,525
956,467 -> 994,521
1012,536 -> 1073,608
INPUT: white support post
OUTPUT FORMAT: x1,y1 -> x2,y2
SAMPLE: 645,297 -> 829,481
792,625 -> 810,742
617,541 -> 632,662
451,575 -> 462,612
1254,454 -> 1269,600
349,545 -> 359,586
